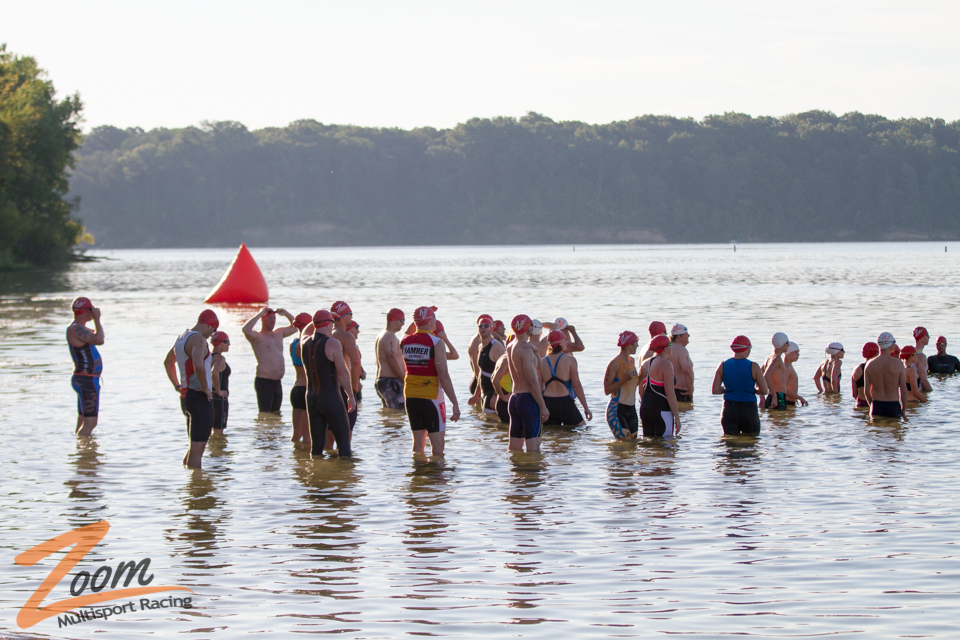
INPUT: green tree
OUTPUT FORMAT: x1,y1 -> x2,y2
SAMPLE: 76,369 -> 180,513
0,44 -> 85,267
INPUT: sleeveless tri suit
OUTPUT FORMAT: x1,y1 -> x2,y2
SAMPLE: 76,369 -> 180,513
68,322 -> 103,417
174,329 -> 214,442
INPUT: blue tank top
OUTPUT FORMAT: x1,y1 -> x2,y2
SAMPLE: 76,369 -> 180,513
722,357 -> 756,402
68,323 -> 102,376
290,338 -> 303,367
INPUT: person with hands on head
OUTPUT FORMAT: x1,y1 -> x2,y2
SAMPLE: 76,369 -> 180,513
67,297 -> 105,436
433,319 -> 460,360
402,305 -> 460,455
289,312 -> 313,447
243,306 -> 298,413
604,331 -> 641,441
210,331 -> 231,437
540,330 -> 592,426
543,317 -> 585,353
712,335 -> 769,435
164,309 -> 219,469
300,309 -> 355,458
505,314 -> 549,452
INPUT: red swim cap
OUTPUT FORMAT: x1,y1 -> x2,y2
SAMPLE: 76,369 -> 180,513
293,312 -> 312,329
414,305 -> 437,326
211,331 -> 229,346
330,301 -> 352,319
72,297 -> 93,314
862,342 -> 880,359
198,309 -> 220,329
387,308 -> 405,322
913,326 -> 928,340
937,336 -> 947,344
899,345 -> 917,359
493,320 -> 505,332
348,320 -> 359,331
891,344 -> 901,358
313,309 -> 334,326
477,314 -> 494,326
433,320 -> 445,335
650,335 -> 671,353
511,314 -> 532,334
617,331 -> 639,348
648,321 -> 666,337
731,335 -> 752,353
548,330 -> 566,346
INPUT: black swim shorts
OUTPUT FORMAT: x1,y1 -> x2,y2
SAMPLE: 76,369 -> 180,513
721,399 -> 761,436
543,395 -> 584,426
182,389 -> 213,442
290,385 -> 307,410
255,377 -> 283,413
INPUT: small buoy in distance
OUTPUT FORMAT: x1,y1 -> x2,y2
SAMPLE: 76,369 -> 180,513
734,245 -> 737,252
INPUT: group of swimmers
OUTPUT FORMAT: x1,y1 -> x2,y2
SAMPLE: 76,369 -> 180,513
65,297 -> 960,468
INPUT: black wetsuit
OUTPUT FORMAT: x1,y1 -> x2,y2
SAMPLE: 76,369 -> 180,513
928,353 -> 960,374
213,361 -> 230,431
302,333 -> 352,457
478,340 -> 498,410
640,361 -> 674,438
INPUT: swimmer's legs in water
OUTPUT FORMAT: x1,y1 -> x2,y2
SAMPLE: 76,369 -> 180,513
75,415 -> 98,437
413,429 -> 445,455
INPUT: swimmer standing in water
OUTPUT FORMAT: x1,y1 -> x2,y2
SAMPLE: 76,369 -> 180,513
67,297 -> 105,436
289,312 -> 313,447
401,306 -> 460,455
539,330 -> 591,426
712,335 -> 769,435
163,309 -> 219,469
470,316 -> 505,414
604,331 -> 640,441
243,307 -> 298,413
331,301 -> 362,436
639,335 -> 681,438
899,346 -> 928,403
851,342 -> 880,408
912,327 -> 933,392
667,323 -> 694,403
300,310 -> 355,458
761,332 -> 790,410
863,332 -> 909,419
467,314 -> 493,397
374,308 -> 407,410
210,331 -> 231,437
783,342 -> 808,406
505,315 -> 549,452
927,336 -> 960,374
814,342 -> 844,394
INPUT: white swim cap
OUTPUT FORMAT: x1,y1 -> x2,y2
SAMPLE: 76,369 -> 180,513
671,323 -> 688,336
786,341 -> 800,354
772,332 -> 789,349
877,332 -> 896,349
554,317 -> 568,331
825,341 -> 844,355
530,319 -> 543,336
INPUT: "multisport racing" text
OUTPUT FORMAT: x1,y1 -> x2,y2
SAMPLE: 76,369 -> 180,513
57,596 -> 193,628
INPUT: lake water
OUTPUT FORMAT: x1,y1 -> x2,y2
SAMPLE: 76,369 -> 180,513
2,243 -> 960,638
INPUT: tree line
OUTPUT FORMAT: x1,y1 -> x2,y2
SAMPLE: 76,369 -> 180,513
69,111 -> 960,248
1,45 -> 84,267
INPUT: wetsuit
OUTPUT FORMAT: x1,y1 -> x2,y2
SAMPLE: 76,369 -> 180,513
213,360 -> 230,431
606,357 -> 639,439
927,353 -> 960,374
477,339 -> 501,414
640,358 -> 674,438
853,363 -> 869,408
69,323 -> 103,417
290,338 -> 306,411
402,330 -> 447,434
301,332 -> 352,456
543,353 -> 583,426
174,329 -> 213,443
721,357 -> 761,435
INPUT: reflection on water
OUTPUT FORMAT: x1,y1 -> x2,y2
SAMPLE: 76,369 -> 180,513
3,243 -> 960,637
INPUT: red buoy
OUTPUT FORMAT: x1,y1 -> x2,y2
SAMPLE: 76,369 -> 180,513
205,243 -> 269,304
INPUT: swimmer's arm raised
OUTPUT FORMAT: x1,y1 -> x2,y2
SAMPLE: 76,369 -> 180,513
564,326 -> 585,353
439,332 -> 459,360
163,347 -> 179,390
434,342 -> 460,422
242,310 -> 265,341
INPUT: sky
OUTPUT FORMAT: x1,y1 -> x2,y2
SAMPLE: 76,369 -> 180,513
4,0 -> 959,133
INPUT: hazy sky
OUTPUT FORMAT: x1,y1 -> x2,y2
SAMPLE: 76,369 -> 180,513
5,0 -> 958,132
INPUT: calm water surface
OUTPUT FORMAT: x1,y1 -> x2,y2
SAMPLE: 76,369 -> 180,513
2,243 -> 959,638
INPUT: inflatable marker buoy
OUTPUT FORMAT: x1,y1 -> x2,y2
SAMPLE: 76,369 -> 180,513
205,243 -> 269,304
